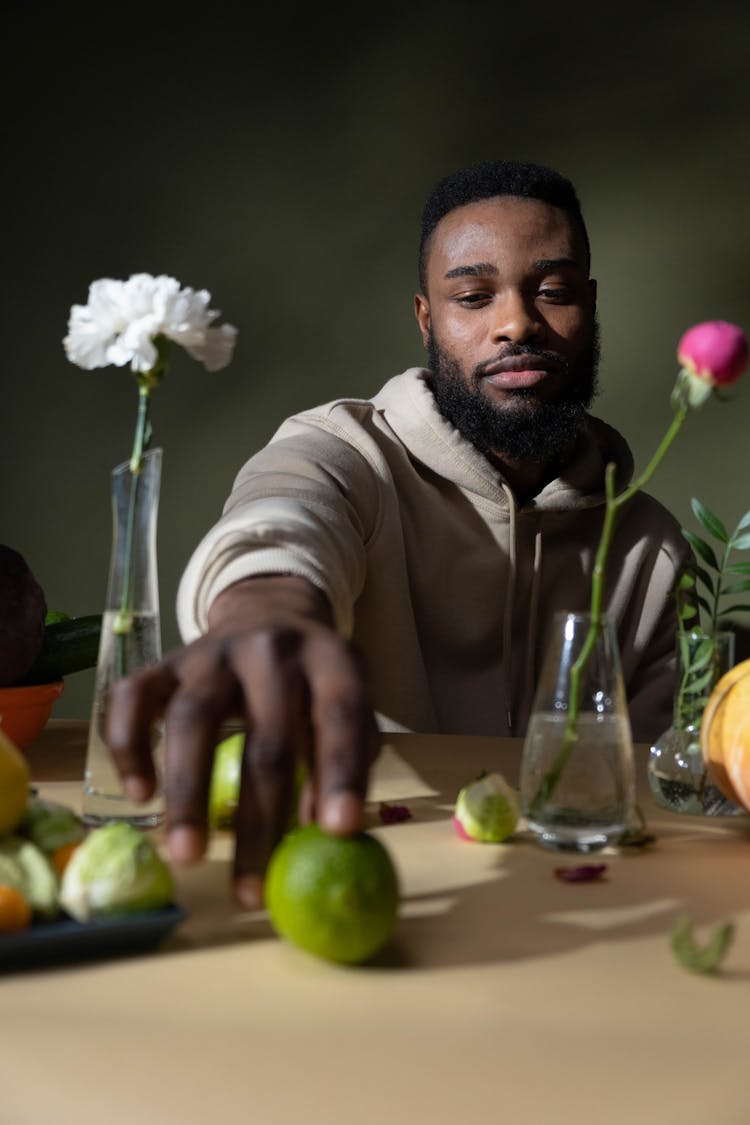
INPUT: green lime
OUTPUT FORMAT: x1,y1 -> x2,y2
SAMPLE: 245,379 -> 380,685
209,733 -> 244,829
265,823 -> 399,965
209,734 -> 307,830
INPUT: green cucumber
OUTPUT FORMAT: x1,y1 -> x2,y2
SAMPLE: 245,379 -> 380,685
21,614 -> 102,684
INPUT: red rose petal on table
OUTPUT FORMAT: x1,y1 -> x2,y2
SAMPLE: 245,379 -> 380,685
554,864 -> 608,883
378,802 -> 412,825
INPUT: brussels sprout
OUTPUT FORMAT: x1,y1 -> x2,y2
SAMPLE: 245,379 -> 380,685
0,850 -> 25,894
453,771 -> 519,843
0,837 -> 59,918
59,822 -> 174,923
19,795 -> 86,855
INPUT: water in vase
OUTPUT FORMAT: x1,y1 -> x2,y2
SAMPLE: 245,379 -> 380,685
82,610 -> 164,828
521,711 -> 635,851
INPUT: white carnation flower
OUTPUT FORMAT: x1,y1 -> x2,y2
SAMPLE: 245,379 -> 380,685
62,273 -> 238,644
63,273 -> 238,374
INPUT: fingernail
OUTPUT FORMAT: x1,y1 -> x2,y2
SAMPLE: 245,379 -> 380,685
234,875 -> 264,910
167,825 -> 206,863
123,775 -> 151,801
320,791 -> 361,834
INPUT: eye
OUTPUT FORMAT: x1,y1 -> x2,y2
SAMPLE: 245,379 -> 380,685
538,285 -> 578,304
454,289 -> 492,308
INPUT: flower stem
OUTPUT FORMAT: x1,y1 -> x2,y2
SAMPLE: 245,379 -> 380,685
529,402 -> 690,815
112,382 -> 155,684
711,542 -> 730,634
129,384 -> 151,475
111,340 -> 169,655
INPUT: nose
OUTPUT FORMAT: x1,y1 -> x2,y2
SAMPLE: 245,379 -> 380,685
491,291 -> 544,346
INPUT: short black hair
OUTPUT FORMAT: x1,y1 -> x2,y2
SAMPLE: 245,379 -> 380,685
418,159 -> 590,290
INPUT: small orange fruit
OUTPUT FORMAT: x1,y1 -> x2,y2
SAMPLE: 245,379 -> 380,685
51,840 -> 80,876
0,884 -> 32,933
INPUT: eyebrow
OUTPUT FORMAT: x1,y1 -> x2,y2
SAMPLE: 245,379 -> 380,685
443,256 -> 584,280
444,262 -> 498,280
533,257 -> 583,273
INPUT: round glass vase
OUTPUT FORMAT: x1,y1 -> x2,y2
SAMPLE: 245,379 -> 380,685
82,447 -> 164,828
647,628 -> 743,816
520,612 -> 636,852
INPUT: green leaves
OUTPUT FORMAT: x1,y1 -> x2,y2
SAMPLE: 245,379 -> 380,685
670,913 -> 735,974
682,529 -> 719,571
691,497 -> 728,543
681,498 -> 750,630
674,628 -> 725,724
678,633 -> 717,704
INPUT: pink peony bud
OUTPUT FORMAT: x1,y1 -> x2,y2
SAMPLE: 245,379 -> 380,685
678,321 -> 748,387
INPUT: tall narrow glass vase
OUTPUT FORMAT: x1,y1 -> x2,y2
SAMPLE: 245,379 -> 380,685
519,612 -> 636,852
82,447 -> 164,827
647,629 -> 743,816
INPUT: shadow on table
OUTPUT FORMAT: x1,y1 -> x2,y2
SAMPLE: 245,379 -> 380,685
162,734 -> 750,974
370,831 -> 750,974
362,733 -> 750,974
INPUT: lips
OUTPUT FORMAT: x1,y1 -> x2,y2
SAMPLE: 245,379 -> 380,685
481,354 -> 560,390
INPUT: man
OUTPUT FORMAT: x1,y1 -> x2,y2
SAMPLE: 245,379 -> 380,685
108,160 -> 689,906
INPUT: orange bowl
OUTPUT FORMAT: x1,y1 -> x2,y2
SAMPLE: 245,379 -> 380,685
0,681 -> 65,750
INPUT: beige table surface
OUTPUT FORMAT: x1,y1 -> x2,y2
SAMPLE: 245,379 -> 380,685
4,720 -> 750,1125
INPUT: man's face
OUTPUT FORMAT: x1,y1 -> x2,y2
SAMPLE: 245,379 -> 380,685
414,196 -> 599,463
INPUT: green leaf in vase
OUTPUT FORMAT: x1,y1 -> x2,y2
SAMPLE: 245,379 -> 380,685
731,510 -> 750,535
721,579 -> 750,596
691,498 -> 729,543
682,530 -> 720,571
694,564 -> 715,594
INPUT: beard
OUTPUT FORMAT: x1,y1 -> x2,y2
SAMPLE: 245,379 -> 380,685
427,321 -> 600,464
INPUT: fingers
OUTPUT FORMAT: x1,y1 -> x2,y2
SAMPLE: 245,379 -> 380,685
160,652 -> 241,864
105,620 -> 378,912
231,629 -> 310,906
302,633 -> 378,835
227,628 -> 375,907
107,663 -> 179,799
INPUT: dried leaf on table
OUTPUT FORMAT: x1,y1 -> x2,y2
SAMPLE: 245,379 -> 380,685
554,864 -> 608,883
670,913 -> 735,974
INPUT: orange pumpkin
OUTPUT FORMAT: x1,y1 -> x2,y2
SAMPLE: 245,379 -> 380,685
701,658 -> 750,809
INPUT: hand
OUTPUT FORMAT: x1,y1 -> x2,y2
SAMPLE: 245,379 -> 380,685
105,575 -> 379,908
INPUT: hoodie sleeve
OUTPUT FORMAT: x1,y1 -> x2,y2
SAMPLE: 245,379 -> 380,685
176,413 -> 382,642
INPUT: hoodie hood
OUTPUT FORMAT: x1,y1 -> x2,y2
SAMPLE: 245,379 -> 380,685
371,367 -> 634,511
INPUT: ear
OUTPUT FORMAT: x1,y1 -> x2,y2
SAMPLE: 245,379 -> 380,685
414,292 -> 431,348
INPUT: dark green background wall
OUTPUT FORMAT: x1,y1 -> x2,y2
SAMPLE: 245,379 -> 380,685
4,1 -> 750,717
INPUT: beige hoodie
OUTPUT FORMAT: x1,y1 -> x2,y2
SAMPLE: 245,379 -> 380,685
177,368 -> 690,741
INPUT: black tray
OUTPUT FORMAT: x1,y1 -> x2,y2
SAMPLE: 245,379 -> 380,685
0,904 -> 186,971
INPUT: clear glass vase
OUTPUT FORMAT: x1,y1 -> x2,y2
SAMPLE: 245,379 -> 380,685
647,629 -> 744,816
82,447 -> 164,827
520,612 -> 636,852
